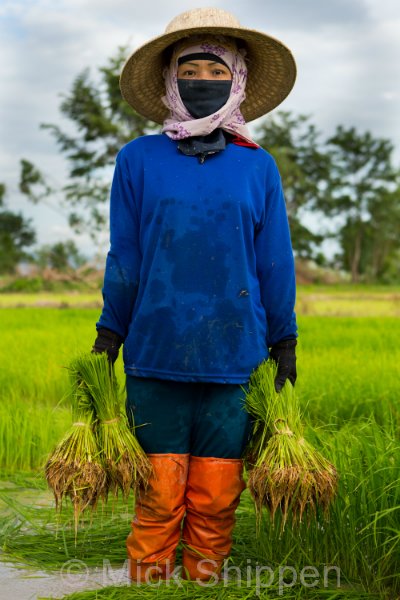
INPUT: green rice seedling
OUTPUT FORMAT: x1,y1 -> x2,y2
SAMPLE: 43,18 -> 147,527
38,584 -> 380,600
2,302 -> 400,597
0,492 -> 132,570
45,364 -> 106,529
0,309 -> 100,406
0,392 -> 70,472
68,352 -> 152,500
250,417 -> 400,598
296,316 -> 400,428
245,360 -> 337,527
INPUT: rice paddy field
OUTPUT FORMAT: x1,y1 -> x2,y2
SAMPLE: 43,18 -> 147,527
0,286 -> 399,599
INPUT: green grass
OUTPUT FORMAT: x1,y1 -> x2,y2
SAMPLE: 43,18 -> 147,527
0,292 -> 102,308
0,309 -> 125,471
1,285 -> 400,316
38,584 -> 383,599
0,299 -> 399,598
296,285 -> 400,317
0,396 -> 70,471
297,317 -> 400,426
297,283 -> 400,293
1,309 -> 399,471
42,588 -> 381,599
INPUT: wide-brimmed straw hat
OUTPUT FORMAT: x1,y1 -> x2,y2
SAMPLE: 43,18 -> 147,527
120,7 -> 296,124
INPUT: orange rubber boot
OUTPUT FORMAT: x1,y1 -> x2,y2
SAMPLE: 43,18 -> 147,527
181,456 -> 246,582
126,453 -> 189,582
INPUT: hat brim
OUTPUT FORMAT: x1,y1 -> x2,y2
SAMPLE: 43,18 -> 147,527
120,25 -> 296,124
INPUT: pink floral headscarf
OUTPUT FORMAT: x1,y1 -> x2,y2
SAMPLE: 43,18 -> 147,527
161,36 -> 256,144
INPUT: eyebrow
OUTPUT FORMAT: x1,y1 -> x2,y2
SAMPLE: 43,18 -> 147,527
179,61 -> 226,67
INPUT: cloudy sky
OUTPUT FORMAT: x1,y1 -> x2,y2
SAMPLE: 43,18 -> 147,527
1,0 -> 399,258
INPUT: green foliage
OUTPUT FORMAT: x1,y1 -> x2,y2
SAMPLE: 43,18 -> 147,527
0,276 -> 99,294
0,182 -> 5,205
34,240 -> 86,271
255,112 -> 328,260
325,126 -> 400,282
0,276 -> 45,293
19,159 -> 52,203
256,116 -> 400,282
356,186 -> 400,282
20,48 -> 157,238
0,183 -> 36,274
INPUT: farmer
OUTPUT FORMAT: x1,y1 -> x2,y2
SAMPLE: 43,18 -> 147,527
93,7 -> 298,583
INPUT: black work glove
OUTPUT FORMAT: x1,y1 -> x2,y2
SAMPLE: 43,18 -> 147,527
92,327 -> 123,364
269,338 -> 297,393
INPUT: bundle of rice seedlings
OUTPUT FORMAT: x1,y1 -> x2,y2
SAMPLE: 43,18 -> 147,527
45,369 -> 106,528
69,352 -> 152,500
245,359 -> 338,528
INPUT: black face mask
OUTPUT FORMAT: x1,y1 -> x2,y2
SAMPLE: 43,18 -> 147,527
177,79 -> 232,119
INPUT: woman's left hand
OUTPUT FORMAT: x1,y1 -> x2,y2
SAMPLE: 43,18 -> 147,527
269,339 -> 297,392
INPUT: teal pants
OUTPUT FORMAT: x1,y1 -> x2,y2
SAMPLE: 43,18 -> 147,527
125,376 -> 253,459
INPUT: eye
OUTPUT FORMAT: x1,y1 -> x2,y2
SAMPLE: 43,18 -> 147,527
211,68 -> 231,78
178,68 -> 197,78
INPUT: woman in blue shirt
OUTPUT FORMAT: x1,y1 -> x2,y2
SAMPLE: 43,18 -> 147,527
93,7 -> 298,584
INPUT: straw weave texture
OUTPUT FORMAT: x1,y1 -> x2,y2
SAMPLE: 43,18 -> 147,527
120,9 -> 296,124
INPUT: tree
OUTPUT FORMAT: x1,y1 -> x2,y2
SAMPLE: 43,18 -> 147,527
0,184 -> 36,274
18,43 -> 399,277
20,47 -> 156,239
255,112 -> 331,260
35,240 -> 86,272
324,126 -> 399,282
359,188 -> 400,281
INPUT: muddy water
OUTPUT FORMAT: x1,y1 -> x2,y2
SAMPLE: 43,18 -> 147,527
0,560 -> 129,600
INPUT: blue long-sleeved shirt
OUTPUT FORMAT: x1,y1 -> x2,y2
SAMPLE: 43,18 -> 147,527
97,133 -> 297,383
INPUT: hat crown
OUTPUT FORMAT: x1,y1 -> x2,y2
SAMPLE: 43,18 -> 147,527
165,7 -> 241,34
